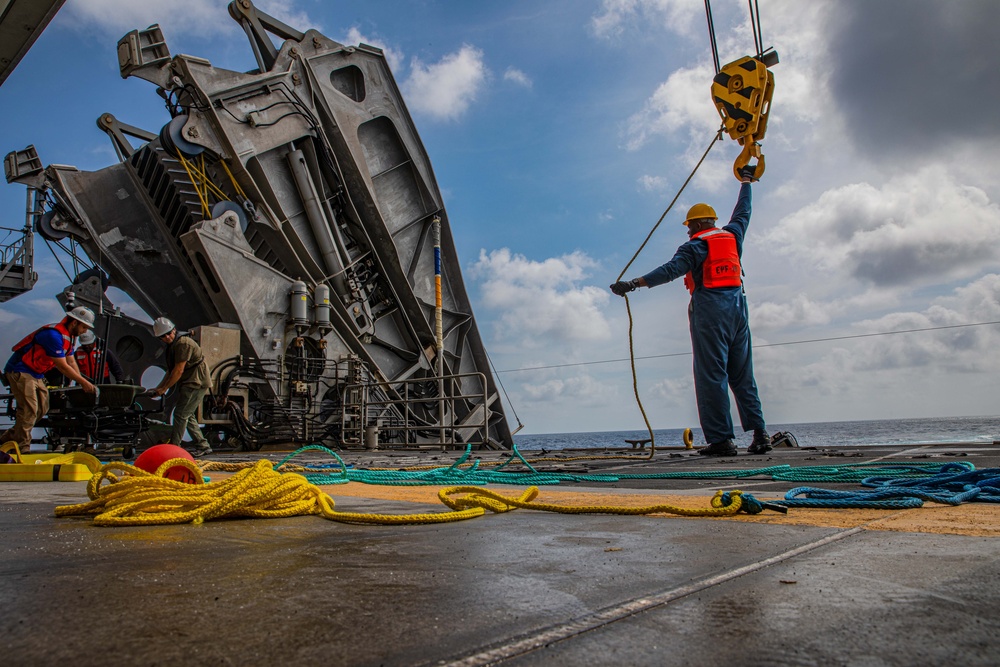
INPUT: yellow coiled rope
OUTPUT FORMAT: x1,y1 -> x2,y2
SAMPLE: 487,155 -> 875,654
55,458 -> 754,526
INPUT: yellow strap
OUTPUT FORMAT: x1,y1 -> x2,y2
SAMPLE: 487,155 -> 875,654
1,440 -> 23,463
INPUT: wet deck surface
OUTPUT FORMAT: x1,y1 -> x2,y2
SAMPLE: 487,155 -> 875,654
2,443 -> 999,665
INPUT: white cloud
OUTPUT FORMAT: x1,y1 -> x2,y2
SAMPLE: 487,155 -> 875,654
65,0 -> 318,40
503,67 -> 532,88
521,374 -> 614,404
638,175 -> 668,192
764,167 -> 1000,288
591,0 -> 703,40
750,273 -> 1000,425
339,26 -> 404,73
403,45 -> 488,121
751,294 -> 833,333
852,275 -> 1000,373
624,64 -> 719,151
471,248 -> 612,347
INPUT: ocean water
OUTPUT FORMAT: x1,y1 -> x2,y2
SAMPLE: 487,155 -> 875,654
512,415 -> 1000,451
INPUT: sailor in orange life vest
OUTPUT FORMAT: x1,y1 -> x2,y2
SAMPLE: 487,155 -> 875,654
74,330 -> 128,384
0,306 -> 98,451
610,164 -> 771,457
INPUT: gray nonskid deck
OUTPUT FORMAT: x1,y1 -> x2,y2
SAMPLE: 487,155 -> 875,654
1,444 -> 997,666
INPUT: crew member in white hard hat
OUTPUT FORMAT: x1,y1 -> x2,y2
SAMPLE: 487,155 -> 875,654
74,330 -> 128,384
149,317 -> 213,457
1,306 -> 98,451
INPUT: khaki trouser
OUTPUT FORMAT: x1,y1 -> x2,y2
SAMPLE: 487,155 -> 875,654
0,372 -> 49,449
169,384 -> 210,449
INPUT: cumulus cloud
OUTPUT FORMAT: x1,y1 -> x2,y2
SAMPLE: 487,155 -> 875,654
751,294 -> 833,333
521,374 -> 614,404
827,0 -> 1000,159
339,26 -> 403,73
591,0 -> 703,40
65,0 -> 318,40
403,45 -> 488,121
742,0 -> 835,126
624,64 -> 719,151
851,275 -> 1000,373
638,175 -> 668,192
754,274 -> 1000,420
764,167 -> 1000,288
503,67 -> 532,88
470,248 -> 612,347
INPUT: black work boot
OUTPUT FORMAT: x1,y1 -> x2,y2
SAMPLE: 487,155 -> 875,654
747,429 -> 772,455
699,439 -> 737,457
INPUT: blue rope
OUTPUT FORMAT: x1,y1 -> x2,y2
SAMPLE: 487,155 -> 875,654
773,465 -> 1000,509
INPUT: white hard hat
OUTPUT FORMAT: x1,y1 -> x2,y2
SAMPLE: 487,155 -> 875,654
79,330 -> 96,345
152,317 -> 176,337
66,306 -> 95,328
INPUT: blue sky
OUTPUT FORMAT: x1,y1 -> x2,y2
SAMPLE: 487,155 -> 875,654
1,0 -> 999,437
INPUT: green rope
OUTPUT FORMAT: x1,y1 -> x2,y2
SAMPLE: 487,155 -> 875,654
273,444 -> 975,489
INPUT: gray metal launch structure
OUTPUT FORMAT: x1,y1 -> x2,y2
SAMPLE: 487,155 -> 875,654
2,0 -> 513,451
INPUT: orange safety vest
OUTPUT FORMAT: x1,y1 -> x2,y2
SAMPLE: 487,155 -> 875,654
75,346 -> 109,380
10,321 -> 73,375
683,228 -> 742,294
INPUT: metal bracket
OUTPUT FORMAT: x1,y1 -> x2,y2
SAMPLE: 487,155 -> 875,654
4,145 -> 43,186
228,0 -> 305,72
96,113 -> 158,162
117,24 -> 171,86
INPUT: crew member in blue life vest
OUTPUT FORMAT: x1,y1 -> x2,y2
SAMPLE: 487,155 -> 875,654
0,307 -> 98,451
610,165 -> 771,456
75,330 -> 128,384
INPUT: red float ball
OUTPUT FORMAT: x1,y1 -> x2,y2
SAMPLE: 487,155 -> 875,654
133,444 -> 199,484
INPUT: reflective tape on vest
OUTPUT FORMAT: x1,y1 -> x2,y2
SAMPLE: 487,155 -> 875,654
684,228 -> 742,294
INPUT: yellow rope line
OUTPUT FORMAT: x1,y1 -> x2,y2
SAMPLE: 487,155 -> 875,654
55,459 -> 485,526
198,153 -> 231,201
176,152 -> 211,217
439,486 -> 750,518
54,459 -> 751,526
615,125 -> 726,458
220,158 -> 248,199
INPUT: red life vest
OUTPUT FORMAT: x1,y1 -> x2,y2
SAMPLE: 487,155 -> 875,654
683,228 -> 742,294
11,321 -> 73,374
75,346 -> 109,380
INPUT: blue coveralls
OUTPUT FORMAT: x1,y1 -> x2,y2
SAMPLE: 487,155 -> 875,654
641,182 -> 765,444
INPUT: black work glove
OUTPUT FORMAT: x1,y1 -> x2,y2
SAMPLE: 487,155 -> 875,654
739,164 -> 758,182
610,279 -> 641,297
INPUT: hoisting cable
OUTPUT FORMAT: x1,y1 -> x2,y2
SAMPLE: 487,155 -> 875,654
748,0 -> 764,58
704,0 -> 721,74
485,347 -> 525,435
615,124 -> 725,459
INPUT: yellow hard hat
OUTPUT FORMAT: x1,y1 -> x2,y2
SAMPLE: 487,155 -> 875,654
683,203 -> 717,226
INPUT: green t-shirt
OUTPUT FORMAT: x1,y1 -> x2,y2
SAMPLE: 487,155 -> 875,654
166,335 -> 211,389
